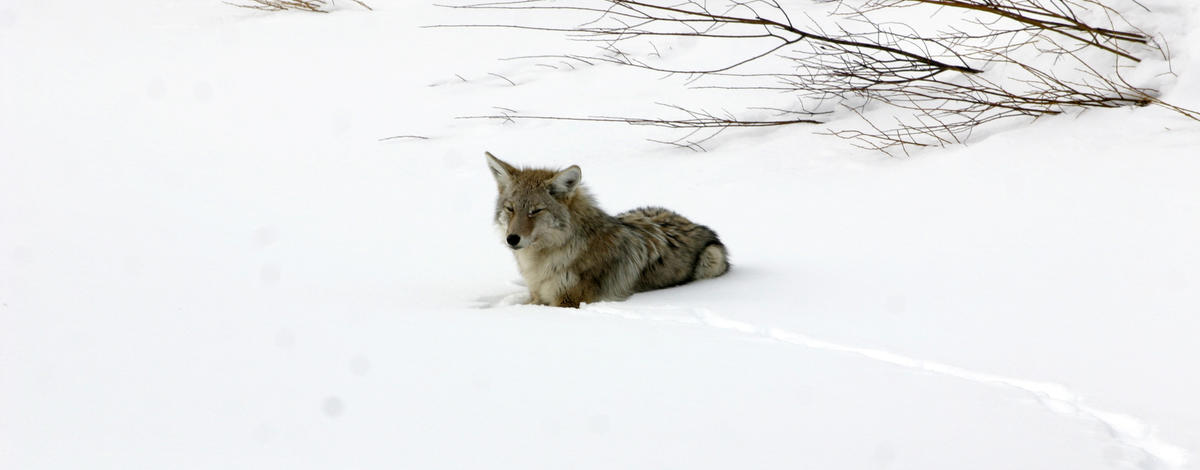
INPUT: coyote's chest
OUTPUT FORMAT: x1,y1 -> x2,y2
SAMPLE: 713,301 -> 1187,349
514,246 -> 579,304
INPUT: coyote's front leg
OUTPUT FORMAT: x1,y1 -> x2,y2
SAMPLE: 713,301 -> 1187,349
554,280 -> 599,308
528,290 -> 544,306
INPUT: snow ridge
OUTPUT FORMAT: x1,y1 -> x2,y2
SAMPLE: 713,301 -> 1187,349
583,304 -> 1189,470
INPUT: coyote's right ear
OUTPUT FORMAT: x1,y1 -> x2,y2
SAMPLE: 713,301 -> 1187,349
485,151 -> 516,191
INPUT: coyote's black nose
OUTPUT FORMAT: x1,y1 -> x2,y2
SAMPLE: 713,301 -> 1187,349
506,234 -> 521,247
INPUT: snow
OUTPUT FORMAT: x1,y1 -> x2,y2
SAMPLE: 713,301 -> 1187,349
2,0 -> 1199,469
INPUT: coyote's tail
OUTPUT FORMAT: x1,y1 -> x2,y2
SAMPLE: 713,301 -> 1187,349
693,242 -> 729,280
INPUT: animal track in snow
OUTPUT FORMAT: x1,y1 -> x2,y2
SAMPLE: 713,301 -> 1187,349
580,304 -> 1190,470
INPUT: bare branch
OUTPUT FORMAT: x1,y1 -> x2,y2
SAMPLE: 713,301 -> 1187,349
226,0 -> 371,13
438,0 -> 1198,153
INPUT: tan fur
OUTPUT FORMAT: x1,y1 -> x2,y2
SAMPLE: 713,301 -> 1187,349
486,152 -> 729,308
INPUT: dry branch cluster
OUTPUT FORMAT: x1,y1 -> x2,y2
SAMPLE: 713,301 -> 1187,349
444,0 -> 1197,154
228,0 -> 371,13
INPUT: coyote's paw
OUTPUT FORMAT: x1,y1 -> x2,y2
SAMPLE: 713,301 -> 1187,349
497,291 -> 532,306
472,290 -> 527,309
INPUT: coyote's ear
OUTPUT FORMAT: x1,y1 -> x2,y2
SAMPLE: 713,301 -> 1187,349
485,151 -> 516,190
549,165 -> 581,196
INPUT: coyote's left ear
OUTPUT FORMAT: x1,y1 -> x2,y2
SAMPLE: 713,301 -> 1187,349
549,165 -> 581,196
485,151 -> 516,191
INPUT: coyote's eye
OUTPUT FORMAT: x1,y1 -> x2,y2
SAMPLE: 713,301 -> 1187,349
530,208 -> 544,216
504,206 -> 514,213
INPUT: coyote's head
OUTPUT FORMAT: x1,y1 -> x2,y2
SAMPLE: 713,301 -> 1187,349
485,152 -> 581,250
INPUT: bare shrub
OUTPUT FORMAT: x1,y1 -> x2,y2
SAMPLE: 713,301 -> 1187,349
440,0 -> 1197,154
227,0 -> 372,13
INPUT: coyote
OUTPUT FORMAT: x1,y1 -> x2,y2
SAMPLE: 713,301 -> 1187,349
486,152 -> 729,308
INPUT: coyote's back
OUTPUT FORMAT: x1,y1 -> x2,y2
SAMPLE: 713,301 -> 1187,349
617,206 -> 729,290
486,152 -> 728,308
